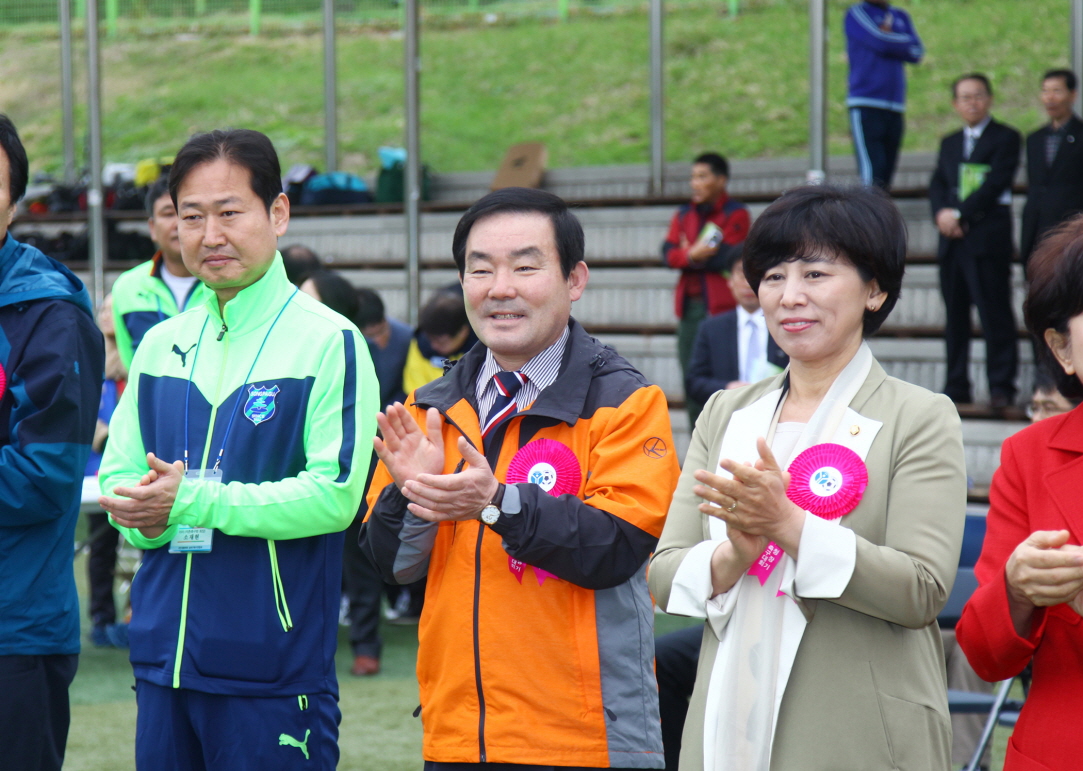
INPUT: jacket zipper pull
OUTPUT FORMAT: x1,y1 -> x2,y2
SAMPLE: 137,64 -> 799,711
216,323 -> 227,341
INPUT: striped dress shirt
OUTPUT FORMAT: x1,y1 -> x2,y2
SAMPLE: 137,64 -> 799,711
475,325 -> 569,420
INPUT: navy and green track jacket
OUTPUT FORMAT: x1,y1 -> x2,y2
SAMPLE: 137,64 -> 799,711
0,235 -> 104,656
111,252 -> 209,370
100,255 -> 378,696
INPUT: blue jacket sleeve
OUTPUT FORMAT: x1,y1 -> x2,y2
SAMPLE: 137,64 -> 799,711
0,300 -> 104,526
846,5 -> 923,62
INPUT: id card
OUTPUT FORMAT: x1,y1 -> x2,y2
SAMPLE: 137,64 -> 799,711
169,525 -> 214,553
169,467 -> 224,553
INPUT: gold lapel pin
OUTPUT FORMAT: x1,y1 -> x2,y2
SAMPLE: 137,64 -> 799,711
849,425 -> 860,435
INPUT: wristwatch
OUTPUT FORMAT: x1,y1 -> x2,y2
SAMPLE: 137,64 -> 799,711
479,484 -> 506,526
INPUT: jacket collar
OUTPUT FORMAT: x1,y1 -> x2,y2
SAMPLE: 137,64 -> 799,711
694,192 -> 731,219
199,253 -> 296,336
1046,404 -> 1083,453
413,317 -> 620,426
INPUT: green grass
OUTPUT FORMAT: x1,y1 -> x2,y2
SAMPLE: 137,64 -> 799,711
0,0 -> 1072,179
64,550 -> 1014,770
67,551 -> 425,771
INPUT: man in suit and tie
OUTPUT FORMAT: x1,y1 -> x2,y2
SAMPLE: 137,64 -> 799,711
1021,69 -> 1083,269
685,253 -> 788,408
929,73 -> 1021,408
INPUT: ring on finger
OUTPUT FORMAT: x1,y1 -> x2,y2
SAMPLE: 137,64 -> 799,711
726,498 -> 738,513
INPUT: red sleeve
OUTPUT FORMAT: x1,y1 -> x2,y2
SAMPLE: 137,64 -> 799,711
721,207 -> 750,244
663,211 -> 693,269
956,438 -> 1049,681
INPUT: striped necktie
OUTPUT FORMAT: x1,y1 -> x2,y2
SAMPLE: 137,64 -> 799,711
481,370 -> 527,448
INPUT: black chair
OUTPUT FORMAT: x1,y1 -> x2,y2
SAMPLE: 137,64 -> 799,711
939,511 -> 1027,771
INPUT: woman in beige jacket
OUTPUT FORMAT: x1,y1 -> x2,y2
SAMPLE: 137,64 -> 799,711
649,185 -> 967,771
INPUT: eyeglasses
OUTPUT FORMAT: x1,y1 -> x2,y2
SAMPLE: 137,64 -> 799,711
1026,400 -> 1075,420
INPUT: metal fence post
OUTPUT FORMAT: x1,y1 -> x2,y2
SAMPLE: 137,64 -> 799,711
1072,0 -> 1083,116
105,0 -> 117,36
404,0 -> 421,328
86,0 -> 107,311
324,0 -> 338,173
558,0 -> 569,23
60,0 -> 77,184
648,0 -> 664,196
250,0 -> 262,36
808,0 -> 827,184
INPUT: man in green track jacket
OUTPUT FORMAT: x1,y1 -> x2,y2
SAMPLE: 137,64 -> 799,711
111,177 -> 210,371
99,129 -> 378,770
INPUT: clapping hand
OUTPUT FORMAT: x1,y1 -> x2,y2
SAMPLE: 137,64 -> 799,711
694,437 -> 806,556
374,404 -> 445,489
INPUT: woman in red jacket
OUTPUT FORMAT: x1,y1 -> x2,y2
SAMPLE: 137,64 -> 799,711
957,215 -> 1083,771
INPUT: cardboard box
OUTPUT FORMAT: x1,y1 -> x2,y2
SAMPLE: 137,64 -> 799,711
491,142 -> 548,191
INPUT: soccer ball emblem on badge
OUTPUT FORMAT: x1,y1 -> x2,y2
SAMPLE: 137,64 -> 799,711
528,462 -> 558,492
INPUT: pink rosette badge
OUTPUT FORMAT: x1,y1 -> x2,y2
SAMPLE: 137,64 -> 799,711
786,443 -> 868,519
747,443 -> 868,587
505,439 -> 582,586
0,363 -> 7,401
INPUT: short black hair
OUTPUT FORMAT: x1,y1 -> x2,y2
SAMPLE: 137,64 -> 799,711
145,177 -> 172,216
355,287 -> 386,329
742,185 -> 906,337
303,269 -> 359,322
281,244 -> 322,286
1043,68 -> 1078,92
169,129 -> 282,213
693,152 -> 729,178
0,115 -> 29,203
419,289 -> 468,338
452,187 -> 584,279
952,73 -> 992,99
1024,214 -> 1083,400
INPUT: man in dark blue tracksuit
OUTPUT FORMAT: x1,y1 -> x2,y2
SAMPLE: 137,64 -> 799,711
845,0 -> 924,189
0,115 -> 105,771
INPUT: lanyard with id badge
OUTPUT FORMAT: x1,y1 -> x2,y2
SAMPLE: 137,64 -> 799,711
169,288 -> 298,555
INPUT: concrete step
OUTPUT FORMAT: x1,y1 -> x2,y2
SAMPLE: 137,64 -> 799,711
667,411 -> 1024,489
597,334 -> 1036,408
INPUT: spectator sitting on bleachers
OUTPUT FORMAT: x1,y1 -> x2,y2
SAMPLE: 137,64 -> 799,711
685,253 -> 788,410
662,152 -> 750,427
299,268 -> 359,321
1027,367 -> 1082,421
281,243 -> 323,286
357,287 -> 412,410
402,286 -> 478,395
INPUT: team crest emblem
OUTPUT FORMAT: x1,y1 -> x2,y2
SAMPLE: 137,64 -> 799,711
244,385 -> 280,426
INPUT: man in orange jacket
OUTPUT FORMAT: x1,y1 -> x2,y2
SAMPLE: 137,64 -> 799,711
363,188 -> 680,770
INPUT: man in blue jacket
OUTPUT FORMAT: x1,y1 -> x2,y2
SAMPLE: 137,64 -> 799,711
845,0 -> 924,189
0,115 -> 105,771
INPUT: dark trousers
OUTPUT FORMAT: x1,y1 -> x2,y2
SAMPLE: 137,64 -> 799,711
342,512 -> 383,658
424,764 -> 652,771
135,680 -> 340,770
678,297 -> 708,429
939,240 -> 1018,403
87,511 -> 121,626
0,654 -> 78,771
655,626 -> 703,771
849,106 -> 904,190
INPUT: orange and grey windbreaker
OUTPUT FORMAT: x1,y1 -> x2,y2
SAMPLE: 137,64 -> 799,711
363,319 -> 680,768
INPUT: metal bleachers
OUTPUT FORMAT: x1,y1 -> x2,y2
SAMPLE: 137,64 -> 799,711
40,151 -> 1032,491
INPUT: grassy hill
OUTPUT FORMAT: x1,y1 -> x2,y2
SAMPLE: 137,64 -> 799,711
0,0 -> 1073,180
